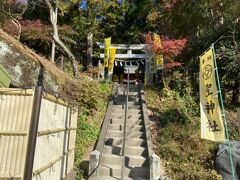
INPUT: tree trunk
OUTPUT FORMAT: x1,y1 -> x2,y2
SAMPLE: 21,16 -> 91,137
49,6 -> 57,64
51,39 -> 56,63
231,79 -> 240,105
45,0 -> 79,79
11,18 -> 21,39
87,33 -> 93,66
53,35 -> 79,78
207,0 -> 215,27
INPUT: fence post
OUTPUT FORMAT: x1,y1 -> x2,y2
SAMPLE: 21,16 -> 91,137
24,85 -> 43,180
150,153 -> 160,180
89,150 -> 100,179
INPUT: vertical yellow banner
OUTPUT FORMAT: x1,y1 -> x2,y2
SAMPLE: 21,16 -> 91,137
108,47 -> 116,74
156,54 -> 164,70
104,38 -> 111,67
154,33 -> 161,46
154,34 -> 164,70
199,48 -> 225,141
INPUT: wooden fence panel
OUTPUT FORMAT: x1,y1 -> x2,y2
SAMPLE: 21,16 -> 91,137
0,89 -> 34,179
66,110 -> 78,175
32,96 -> 76,180
0,89 -> 78,179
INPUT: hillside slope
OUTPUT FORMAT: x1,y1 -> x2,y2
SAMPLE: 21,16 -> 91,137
145,87 -> 221,179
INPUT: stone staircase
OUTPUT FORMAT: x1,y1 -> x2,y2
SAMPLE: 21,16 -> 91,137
89,83 -> 160,180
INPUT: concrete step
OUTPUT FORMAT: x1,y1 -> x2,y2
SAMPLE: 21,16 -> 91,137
105,138 -> 147,147
126,138 -> 147,147
102,154 -> 122,165
128,93 -> 139,96
128,97 -> 140,102
115,89 -> 139,94
112,108 -> 141,114
118,88 -> 138,92
98,165 -> 149,179
103,145 -> 147,156
128,92 -> 139,96
111,113 -> 142,120
127,125 -> 145,132
128,90 -> 139,93
107,130 -> 145,139
116,95 -> 139,99
125,155 -> 149,167
126,131 -> 146,139
110,119 -> 143,126
113,104 -> 141,110
127,101 -> 141,106
108,124 -> 144,132
98,164 -> 121,177
110,116 -> 142,121
125,146 -> 148,156
104,138 -> 123,146
103,145 -> 122,155
107,130 -> 123,138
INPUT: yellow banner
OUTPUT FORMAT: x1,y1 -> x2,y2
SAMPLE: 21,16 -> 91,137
104,38 -> 111,67
108,47 -> 116,74
199,48 -> 225,141
154,34 -> 164,70
154,33 -> 162,47
156,54 -> 164,70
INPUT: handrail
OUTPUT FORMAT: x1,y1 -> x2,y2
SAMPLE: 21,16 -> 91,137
121,68 -> 129,180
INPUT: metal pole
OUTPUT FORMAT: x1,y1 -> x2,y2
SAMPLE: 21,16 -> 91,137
121,68 -> 129,180
212,44 -> 236,180
24,85 -> 43,180
145,51 -> 150,86
122,90 -> 125,109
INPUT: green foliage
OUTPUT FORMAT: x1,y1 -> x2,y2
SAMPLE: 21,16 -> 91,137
74,82 -> 112,176
145,84 -> 221,179
226,108 -> 240,140
75,108 -> 99,165
59,75 -> 107,110
75,170 -> 84,180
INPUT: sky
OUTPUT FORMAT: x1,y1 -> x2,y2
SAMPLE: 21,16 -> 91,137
79,0 -> 87,10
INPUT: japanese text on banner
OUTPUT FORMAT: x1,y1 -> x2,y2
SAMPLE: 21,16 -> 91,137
108,48 -> 116,74
199,48 -> 225,141
153,34 -> 164,70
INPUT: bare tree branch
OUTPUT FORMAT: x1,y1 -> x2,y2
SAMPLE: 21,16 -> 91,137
43,0 -> 53,10
43,0 -> 79,78
1,5 -> 22,39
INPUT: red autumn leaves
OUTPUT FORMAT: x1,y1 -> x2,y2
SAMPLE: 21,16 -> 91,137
145,33 -> 187,69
